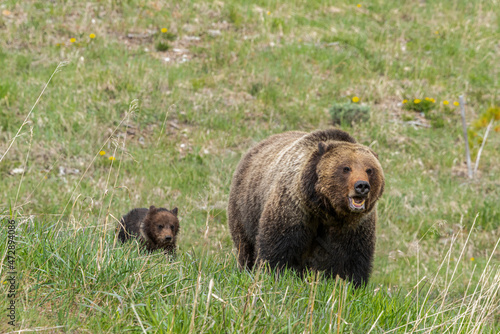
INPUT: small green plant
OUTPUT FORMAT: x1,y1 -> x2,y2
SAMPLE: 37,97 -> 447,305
155,28 -> 175,51
402,97 -> 436,114
329,102 -> 370,126
155,41 -> 170,52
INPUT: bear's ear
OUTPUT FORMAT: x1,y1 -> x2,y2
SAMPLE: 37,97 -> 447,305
149,205 -> 157,212
171,207 -> 178,216
318,142 -> 327,155
369,148 -> 379,160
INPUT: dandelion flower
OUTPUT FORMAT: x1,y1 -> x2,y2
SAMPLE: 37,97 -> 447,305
161,28 -> 168,33
453,101 -> 459,106
443,100 -> 449,105
109,156 -> 116,161
89,33 -> 96,39
414,99 -> 421,104
430,98 -> 436,103
99,150 -> 106,156
357,4 -> 362,8
352,96 -> 360,103
402,99 -> 408,104
470,257 -> 475,261
56,43 -> 61,46
425,97 -> 431,101
267,11 -> 271,15
435,31 -> 439,35
70,38 -> 76,43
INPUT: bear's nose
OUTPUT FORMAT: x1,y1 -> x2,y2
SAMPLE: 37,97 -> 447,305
354,181 -> 370,196
165,236 -> 172,241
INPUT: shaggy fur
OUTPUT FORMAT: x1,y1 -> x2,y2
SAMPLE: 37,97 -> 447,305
118,205 -> 180,254
227,128 -> 384,286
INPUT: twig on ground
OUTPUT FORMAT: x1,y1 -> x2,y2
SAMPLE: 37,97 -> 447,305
473,118 -> 494,177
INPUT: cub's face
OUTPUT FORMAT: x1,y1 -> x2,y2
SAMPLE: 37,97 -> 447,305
315,143 -> 384,216
144,207 -> 179,246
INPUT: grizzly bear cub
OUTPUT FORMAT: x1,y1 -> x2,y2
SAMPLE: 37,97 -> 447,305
118,205 -> 180,254
227,128 -> 385,287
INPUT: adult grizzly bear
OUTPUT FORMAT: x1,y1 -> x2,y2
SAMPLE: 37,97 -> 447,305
118,205 -> 180,254
227,129 -> 384,286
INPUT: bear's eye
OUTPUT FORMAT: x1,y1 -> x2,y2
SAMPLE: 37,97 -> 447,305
171,225 -> 175,230
366,168 -> 373,175
343,167 -> 351,173
158,225 -> 164,229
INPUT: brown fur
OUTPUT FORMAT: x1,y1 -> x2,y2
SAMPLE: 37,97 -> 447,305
118,205 -> 180,254
227,128 -> 384,286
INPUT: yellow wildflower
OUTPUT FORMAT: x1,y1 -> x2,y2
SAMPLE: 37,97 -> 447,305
402,99 -> 408,104
430,98 -> 436,103
352,96 -> 360,103
425,97 -> 431,101
89,33 -> 96,39
414,99 -> 421,104
470,257 -> 475,261
161,28 -> 168,33
435,31 -> 439,35
357,4 -> 362,8
267,11 -> 271,15
70,38 -> 76,43
453,101 -> 459,106
443,100 -> 449,105
109,156 -> 116,161
99,151 -> 106,156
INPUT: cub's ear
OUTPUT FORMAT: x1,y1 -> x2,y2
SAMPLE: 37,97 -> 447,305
171,207 -> 178,216
149,205 -> 157,212
318,142 -> 327,155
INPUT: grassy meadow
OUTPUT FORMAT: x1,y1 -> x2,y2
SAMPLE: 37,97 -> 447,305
0,0 -> 499,332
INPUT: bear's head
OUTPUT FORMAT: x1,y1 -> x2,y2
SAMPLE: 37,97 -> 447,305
141,205 -> 180,247
314,142 -> 384,219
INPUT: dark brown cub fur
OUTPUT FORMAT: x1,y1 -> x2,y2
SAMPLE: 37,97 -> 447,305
118,205 -> 180,254
227,128 -> 384,287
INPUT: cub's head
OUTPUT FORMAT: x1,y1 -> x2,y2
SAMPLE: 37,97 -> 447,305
142,205 -> 180,247
314,142 -> 384,217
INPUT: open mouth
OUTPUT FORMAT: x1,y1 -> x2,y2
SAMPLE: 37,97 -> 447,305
348,197 -> 366,211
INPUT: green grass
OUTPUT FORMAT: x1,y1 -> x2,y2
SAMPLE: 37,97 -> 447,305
0,0 -> 499,332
